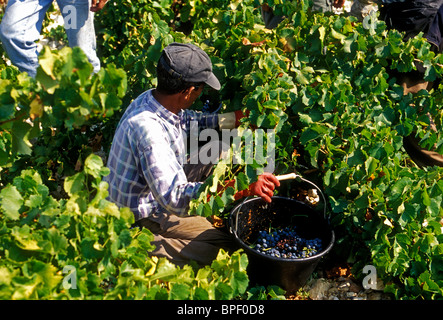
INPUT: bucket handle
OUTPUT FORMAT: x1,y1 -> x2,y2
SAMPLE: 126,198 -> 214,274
276,173 -> 329,223
231,173 -> 330,234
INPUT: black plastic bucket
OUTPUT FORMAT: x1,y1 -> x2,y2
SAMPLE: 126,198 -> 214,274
229,194 -> 335,294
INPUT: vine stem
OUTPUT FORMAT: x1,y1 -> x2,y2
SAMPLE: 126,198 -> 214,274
0,110 -> 27,126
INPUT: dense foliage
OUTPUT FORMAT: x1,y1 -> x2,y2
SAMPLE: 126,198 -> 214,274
0,0 -> 442,300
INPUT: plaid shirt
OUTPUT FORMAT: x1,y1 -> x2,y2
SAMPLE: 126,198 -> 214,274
105,89 -> 219,221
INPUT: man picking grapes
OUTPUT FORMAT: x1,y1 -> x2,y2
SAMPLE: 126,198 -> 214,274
105,42 -> 280,267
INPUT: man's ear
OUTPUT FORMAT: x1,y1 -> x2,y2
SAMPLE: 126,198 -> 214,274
182,86 -> 196,100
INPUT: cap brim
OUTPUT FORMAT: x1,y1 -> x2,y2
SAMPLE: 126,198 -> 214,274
205,73 -> 221,90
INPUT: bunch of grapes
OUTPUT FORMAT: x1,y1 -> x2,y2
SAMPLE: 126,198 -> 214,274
253,227 -> 323,259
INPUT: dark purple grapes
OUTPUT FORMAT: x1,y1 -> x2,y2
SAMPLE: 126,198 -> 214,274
253,227 -> 322,259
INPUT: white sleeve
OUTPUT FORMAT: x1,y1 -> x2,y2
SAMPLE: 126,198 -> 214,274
218,112 -> 236,129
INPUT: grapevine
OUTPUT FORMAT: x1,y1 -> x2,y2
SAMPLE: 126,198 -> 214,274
0,0 -> 442,300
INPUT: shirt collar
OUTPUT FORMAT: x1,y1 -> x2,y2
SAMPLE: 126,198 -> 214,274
146,89 -> 181,126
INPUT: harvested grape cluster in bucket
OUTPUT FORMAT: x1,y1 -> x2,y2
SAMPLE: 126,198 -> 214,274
254,227 -> 323,259
230,196 -> 335,293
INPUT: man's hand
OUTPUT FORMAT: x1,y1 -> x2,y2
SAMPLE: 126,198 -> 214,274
211,173 -> 280,203
234,109 -> 250,127
218,109 -> 250,129
90,0 -> 108,12
235,172 -> 280,203
333,0 -> 346,8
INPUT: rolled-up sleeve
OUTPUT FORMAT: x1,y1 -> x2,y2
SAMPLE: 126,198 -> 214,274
180,109 -> 219,135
